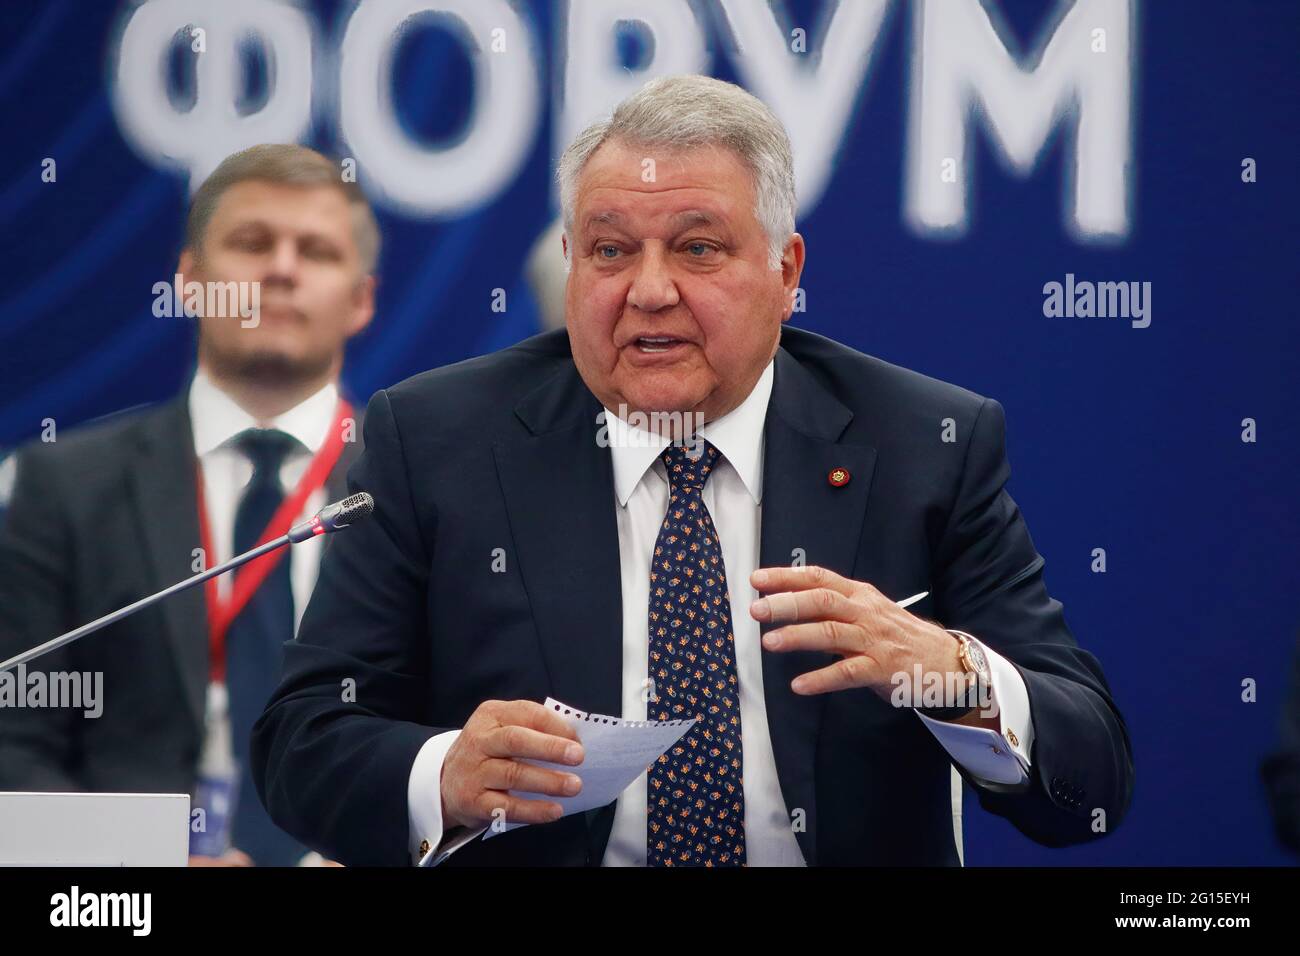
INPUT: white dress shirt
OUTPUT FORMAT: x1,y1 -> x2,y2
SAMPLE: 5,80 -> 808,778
188,369 -> 340,865
409,360 -> 1034,865
189,369 -> 338,623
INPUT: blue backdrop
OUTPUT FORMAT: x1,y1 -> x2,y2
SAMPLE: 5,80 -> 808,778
1,0 -> 1296,865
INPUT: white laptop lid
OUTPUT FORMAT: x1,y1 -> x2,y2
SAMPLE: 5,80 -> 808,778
0,792 -> 190,867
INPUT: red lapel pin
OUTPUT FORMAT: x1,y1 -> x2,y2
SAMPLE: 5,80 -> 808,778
828,467 -> 850,488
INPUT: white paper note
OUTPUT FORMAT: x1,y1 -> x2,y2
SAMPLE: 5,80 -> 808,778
483,697 -> 697,838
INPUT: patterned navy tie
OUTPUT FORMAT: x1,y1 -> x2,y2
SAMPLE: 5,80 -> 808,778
647,439 -> 745,866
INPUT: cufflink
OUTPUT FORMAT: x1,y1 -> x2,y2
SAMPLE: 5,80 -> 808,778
419,839 -> 431,857
1005,728 -> 1019,748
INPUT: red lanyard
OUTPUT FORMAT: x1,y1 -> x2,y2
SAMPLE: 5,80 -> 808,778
195,399 -> 353,681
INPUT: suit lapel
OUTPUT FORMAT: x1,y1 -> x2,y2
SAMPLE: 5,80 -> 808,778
493,364 -> 624,720
758,346 -> 878,866
129,399 -> 209,731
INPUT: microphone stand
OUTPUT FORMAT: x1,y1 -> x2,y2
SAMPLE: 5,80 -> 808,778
0,490 -> 373,674
0,534 -> 293,674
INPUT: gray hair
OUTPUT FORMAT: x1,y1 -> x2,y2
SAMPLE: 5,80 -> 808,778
187,143 -> 381,274
556,75 -> 796,271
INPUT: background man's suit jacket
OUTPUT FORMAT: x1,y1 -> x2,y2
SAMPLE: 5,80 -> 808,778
252,326 -> 1135,866
0,395 -> 362,795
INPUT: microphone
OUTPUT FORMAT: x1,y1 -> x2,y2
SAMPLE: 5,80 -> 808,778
0,492 -> 375,674
287,492 -> 375,542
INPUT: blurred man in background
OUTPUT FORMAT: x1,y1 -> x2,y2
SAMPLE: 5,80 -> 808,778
0,144 -> 377,866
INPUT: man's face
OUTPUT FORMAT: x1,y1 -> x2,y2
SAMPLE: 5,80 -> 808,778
181,180 -> 374,386
564,139 -> 804,424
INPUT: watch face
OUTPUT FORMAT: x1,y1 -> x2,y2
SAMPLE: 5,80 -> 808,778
965,638 -> 990,680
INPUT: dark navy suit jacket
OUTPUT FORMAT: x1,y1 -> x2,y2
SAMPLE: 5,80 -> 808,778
252,325 -> 1135,866
0,394 -> 361,797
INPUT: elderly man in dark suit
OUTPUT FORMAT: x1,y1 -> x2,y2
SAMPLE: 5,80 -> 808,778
253,76 -> 1134,866
0,144 -> 375,866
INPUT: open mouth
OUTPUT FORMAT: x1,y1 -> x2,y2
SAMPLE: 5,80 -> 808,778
634,336 -> 687,353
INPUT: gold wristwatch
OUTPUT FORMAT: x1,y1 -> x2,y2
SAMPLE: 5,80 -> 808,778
915,629 -> 990,719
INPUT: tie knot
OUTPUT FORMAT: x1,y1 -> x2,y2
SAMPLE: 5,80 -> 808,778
232,427 -> 300,477
661,438 -> 721,495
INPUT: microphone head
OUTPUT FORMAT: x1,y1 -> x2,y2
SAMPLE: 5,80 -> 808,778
289,492 -> 375,542
330,492 -> 374,529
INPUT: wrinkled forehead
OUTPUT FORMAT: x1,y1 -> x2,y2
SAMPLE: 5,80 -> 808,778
579,207 -> 739,240
573,139 -> 758,234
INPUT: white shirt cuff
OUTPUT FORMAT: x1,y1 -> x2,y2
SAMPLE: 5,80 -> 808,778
407,729 -> 486,865
915,634 -> 1034,787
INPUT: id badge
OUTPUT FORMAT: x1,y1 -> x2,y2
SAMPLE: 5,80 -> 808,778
189,770 -> 237,858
